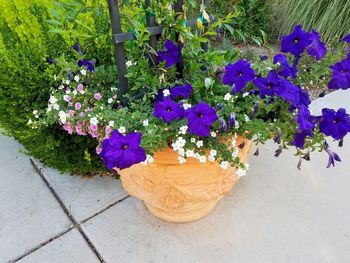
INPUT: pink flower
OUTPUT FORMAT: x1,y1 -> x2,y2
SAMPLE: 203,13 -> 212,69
64,95 -> 71,102
96,146 -> 102,155
105,126 -> 112,134
94,93 -> 102,100
75,102 -> 82,110
104,126 -> 112,139
68,102 -> 73,107
88,124 -> 99,138
79,112 -> 85,117
63,123 -> 73,134
68,110 -> 75,117
76,122 -> 87,136
89,124 -> 98,132
77,84 -> 84,93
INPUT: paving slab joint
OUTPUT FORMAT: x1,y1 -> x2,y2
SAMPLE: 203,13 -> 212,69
9,227 -> 75,263
80,195 -> 131,224
30,159 -> 106,263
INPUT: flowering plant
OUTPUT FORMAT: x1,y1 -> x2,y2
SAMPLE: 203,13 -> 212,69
32,3 -> 350,175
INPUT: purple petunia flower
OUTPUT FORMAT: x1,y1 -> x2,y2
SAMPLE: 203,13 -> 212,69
72,43 -> 83,56
342,33 -> 350,44
185,102 -> 218,137
222,60 -> 255,93
170,84 -> 193,100
99,130 -> 146,170
157,40 -> 181,68
296,106 -> 315,131
78,59 -> 95,72
319,108 -> 350,140
153,98 -> 184,124
328,56 -> 350,90
274,77 -> 310,109
274,78 -> 300,106
281,25 -> 312,57
307,30 -> 327,60
292,129 -> 313,148
253,70 -> 280,98
324,145 -> 341,168
273,54 -> 298,79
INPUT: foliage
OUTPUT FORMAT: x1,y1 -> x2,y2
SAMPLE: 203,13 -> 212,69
208,0 -> 271,45
34,1 -> 350,173
270,0 -> 350,45
0,0 -> 112,174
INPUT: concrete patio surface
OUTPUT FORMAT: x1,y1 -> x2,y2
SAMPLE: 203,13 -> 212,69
1,89 -> 350,263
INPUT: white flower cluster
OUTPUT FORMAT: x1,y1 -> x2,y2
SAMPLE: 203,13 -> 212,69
236,163 -> 250,177
90,117 -> 99,126
179,125 -> 188,135
59,111 -> 67,124
32,110 -> 39,119
208,149 -> 217,162
224,93 -> 232,101
47,95 -> 60,112
204,77 -> 214,88
142,155 -> 154,165
118,126 -> 126,134
163,89 -> 170,97
183,103 -> 192,110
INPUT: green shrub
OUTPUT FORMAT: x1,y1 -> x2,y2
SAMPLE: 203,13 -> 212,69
270,0 -> 350,44
208,0 -> 271,45
0,0 -> 112,174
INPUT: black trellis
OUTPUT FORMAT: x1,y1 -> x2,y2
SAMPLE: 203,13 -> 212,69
106,0 -> 210,95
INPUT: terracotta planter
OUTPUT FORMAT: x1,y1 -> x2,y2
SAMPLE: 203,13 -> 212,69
118,136 -> 252,223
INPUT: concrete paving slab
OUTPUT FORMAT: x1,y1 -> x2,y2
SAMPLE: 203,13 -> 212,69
0,132 -> 72,262
36,165 -> 128,223
81,90 -> 350,263
309,89 -> 350,114
17,228 -> 100,263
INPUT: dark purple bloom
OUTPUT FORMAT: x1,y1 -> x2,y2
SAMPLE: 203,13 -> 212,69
325,145 -> 341,168
274,131 -> 281,144
307,30 -> 327,60
78,59 -> 95,72
281,25 -> 312,57
185,102 -> 218,137
292,129 -> 313,148
170,84 -> 193,100
259,55 -> 268,61
99,130 -> 146,170
46,58 -> 56,64
342,33 -> 350,44
253,70 -> 279,98
153,98 -> 184,124
229,112 -> 236,127
157,40 -> 181,68
222,60 -> 255,93
220,118 -> 227,132
319,108 -> 350,140
328,56 -> 350,90
72,43 -> 83,55
273,54 -> 298,79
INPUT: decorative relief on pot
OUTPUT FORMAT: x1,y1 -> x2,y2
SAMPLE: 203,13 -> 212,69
118,136 -> 252,223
